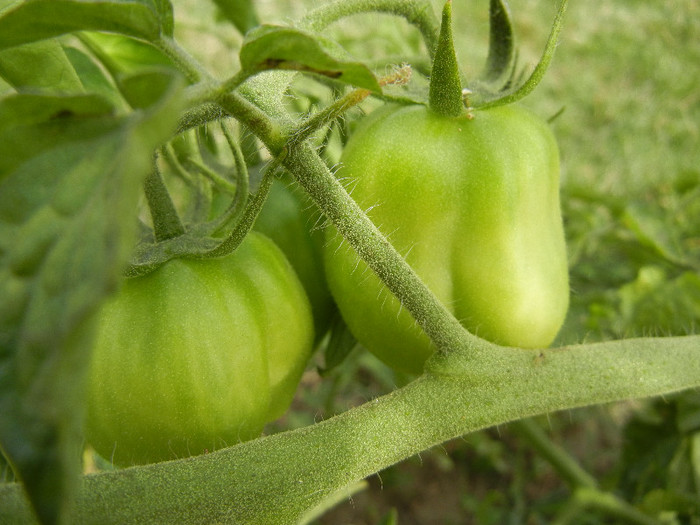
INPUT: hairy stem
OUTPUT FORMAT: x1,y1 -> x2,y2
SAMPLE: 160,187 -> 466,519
213,86 -> 477,359
283,142 -> 478,356
2,336 -> 698,524
300,0 -> 440,57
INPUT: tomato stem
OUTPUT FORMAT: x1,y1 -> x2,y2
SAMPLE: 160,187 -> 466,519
300,0 -> 440,59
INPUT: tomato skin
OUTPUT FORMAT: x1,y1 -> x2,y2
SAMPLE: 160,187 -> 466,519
324,104 -> 569,374
255,178 -> 336,339
85,232 -> 313,466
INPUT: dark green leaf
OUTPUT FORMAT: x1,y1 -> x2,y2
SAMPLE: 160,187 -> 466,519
618,400 -> 683,501
0,94 -> 117,174
639,488 -> 700,518
0,0 -> 172,51
0,39 -> 84,92
677,392 -> 700,434
0,73 -> 183,524
239,25 -> 381,92
1,450 -> 15,482
152,0 -> 174,36
211,0 -> 259,34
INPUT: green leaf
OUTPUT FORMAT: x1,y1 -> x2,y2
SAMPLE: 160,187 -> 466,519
0,73 -> 183,524
1,449 -> 15,482
617,394 -> 700,506
62,46 -> 125,108
211,0 -> 259,34
692,432 -> 700,500
0,94 -> 117,174
78,32 -> 174,80
239,25 -> 381,92
378,508 -> 400,525
0,39 -> 84,92
0,0 -> 173,51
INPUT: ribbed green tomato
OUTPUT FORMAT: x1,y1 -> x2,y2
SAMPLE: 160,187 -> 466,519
324,103 -> 569,374
85,232 -> 313,466
255,178 -> 335,340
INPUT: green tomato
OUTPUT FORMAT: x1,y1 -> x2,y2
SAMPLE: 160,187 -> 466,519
324,103 -> 569,374
85,232 -> 313,466
255,177 -> 336,339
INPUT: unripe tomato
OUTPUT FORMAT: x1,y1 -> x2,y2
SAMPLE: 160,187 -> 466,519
255,178 -> 335,340
324,104 -> 569,374
85,232 -> 313,466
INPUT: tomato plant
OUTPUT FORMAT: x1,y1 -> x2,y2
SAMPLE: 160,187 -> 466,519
325,103 -> 569,373
0,0 -> 698,524
85,232 -> 314,466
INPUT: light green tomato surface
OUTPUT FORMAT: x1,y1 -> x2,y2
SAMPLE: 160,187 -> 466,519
255,178 -> 336,340
85,232 -> 313,466
325,104 -> 569,374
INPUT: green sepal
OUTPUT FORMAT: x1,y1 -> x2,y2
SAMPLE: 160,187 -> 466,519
473,0 -> 568,109
124,233 -> 221,277
428,1 -> 463,117
481,0 -> 516,86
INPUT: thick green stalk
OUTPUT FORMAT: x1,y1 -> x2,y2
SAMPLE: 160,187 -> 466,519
155,36 -> 210,84
1,336 -> 698,524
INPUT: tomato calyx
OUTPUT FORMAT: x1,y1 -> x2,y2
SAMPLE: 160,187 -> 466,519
126,130 -> 287,278
428,0 -> 568,116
